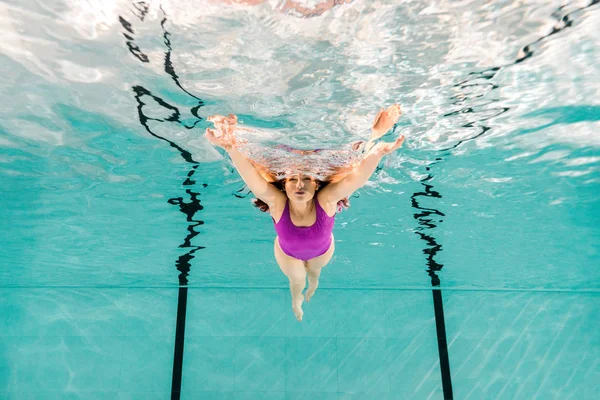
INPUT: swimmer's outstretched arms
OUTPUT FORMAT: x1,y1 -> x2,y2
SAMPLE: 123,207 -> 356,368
205,105 -> 404,321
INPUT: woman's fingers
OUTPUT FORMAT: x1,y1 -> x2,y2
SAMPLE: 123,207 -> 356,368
207,114 -> 237,129
206,127 -> 226,144
388,103 -> 401,113
205,128 -> 219,144
387,104 -> 402,122
393,135 -> 405,150
376,135 -> 405,155
371,104 -> 402,139
227,114 -> 238,124
383,136 -> 404,154
206,128 -> 234,150
207,115 -> 225,123
387,104 -> 401,114
384,104 -> 401,123
371,109 -> 384,130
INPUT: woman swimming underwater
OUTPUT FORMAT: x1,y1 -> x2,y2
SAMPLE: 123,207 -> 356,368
205,104 -> 404,321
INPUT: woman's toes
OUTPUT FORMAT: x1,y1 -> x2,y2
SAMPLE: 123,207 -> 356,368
293,306 -> 303,321
292,295 -> 304,321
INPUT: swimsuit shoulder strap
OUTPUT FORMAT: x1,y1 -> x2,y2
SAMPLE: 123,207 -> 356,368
281,199 -> 291,223
315,196 -> 333,219
272,199 -> 289,225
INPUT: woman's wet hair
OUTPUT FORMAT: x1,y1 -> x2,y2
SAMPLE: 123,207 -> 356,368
251,178 -> 350,213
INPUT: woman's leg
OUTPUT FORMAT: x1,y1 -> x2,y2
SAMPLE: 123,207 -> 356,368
304,235 -> 335,302
274,237 -> 307,321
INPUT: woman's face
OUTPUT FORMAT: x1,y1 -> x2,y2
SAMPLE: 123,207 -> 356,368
284,173 -> 319,201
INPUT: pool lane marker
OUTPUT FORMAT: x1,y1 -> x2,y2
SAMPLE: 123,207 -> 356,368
411,170 -> 454,399
171,287 -> 188,400
432,289 -> 453,399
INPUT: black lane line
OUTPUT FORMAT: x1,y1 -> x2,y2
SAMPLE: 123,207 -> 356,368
438,0 -> 599,154
432,289 -> 452,399
155,10 -> 207,397
416,4 -> 600,398
411,163 -> 453,399
131,81 -> 199,398
171,287 -> 188,399
132,82 -> 203,399
117,1 -> 600,397
121,5 -> 210,398
167,174 -> 205,400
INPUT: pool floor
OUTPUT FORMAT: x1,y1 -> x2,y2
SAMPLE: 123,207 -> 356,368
1,287 -> 597,399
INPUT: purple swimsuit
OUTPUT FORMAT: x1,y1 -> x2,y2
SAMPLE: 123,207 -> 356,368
273,197 -> 335,261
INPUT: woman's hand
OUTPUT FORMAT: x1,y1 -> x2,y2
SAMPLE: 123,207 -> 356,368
371,135 -> 405,156
371,104 -> 401,139
205,114 -> 243,151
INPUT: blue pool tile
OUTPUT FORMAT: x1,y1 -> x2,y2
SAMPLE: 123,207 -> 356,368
285,337 -> 338,392
443,291 -> 600,344
521,292 -> 599,343
181,392 -> 235,400
185,289 -> 238,336
234,336 -> 286,392
0,291 -> 36,337
116,393 -> 171,400
570,383 -> 600,400
332,291 -> 386,338
336,338 -> 390,393
119,336 -> 173,392
0,289 -> 131,337
386,336 -> 443,397
181,336 -> 236,393
7,336 -> 123,393
235,391 -> 285,400
286,290 -> 337,337
5,392 -> 121,399
443,291 -> 531,341
384,290 -> 436,338
337,393 -> 393,400
449,335 -> 600,399
0,336 -> 21,392
123,289 -> 178,337
235,290 -> 287,337
286,392 -> 338,400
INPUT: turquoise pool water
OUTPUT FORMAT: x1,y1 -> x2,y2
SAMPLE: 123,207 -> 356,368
1,0 -> 599,399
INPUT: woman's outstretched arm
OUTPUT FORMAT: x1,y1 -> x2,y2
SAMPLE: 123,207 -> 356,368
205,115 -> 284,207
318,136 -> 405,203
228,148 -> 285,205
319,104 -> 404,203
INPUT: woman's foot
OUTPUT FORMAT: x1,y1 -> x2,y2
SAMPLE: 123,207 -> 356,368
292,294 -> 304,321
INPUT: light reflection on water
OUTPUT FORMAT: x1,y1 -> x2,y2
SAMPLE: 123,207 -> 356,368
1,1 -> 598,175
0,0 -> 599,288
